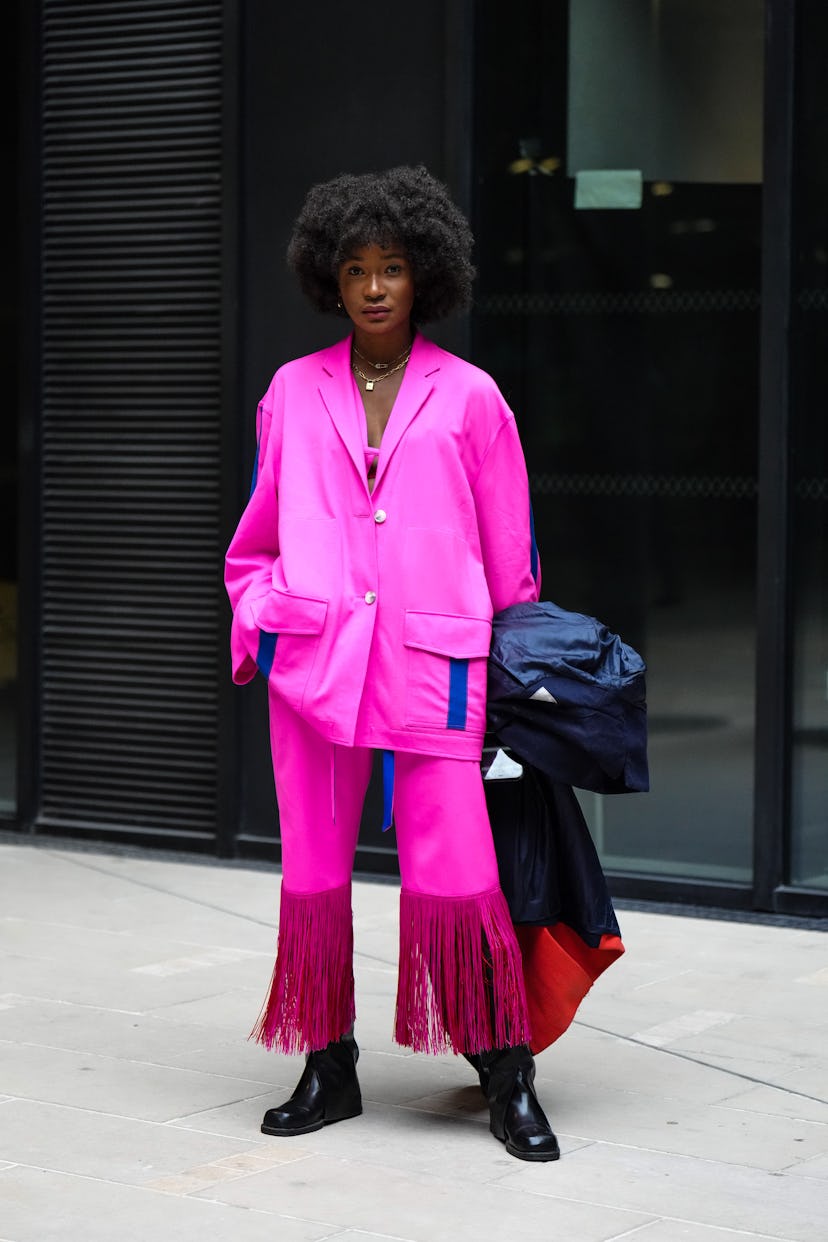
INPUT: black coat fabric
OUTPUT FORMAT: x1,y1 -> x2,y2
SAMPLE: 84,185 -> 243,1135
482,750 -> 621,937
486,601 -> 649,795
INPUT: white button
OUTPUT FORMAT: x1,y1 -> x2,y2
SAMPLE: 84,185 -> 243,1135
373,509 -> 387,524
364,591 -> 377,604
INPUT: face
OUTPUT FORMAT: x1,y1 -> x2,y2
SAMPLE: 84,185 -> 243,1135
337,242 -> 415,339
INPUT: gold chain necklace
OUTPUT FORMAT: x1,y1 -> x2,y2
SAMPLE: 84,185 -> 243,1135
352,349 -> 411,392
353,342 -> 411,371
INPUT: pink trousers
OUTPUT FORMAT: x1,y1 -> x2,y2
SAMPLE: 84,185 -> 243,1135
251,692 -> 531,1055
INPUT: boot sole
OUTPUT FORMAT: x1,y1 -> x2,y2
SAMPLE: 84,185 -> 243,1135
261,1105 -> 362,1138
504,1138 -> 560,1162
491,1124 -> 561,1162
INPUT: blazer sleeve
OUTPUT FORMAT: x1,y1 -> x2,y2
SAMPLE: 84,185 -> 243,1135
472,411 -> 542,614
224,374 -> 282,684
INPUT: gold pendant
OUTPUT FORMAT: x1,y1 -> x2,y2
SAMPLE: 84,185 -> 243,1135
365,380 -> 375,391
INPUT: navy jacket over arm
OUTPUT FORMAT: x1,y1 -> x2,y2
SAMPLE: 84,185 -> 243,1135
486,601 -> 649,795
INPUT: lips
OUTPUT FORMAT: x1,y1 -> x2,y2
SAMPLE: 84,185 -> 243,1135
363,307 -> 390,317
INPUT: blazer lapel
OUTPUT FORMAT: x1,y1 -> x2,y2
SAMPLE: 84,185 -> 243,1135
373,334 -> 441,488
317,337 -> 366,483
316,333 -> 443,490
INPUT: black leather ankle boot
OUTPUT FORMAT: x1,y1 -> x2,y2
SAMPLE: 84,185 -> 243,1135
480,1044 -> 560,1162
261,1034 -> 362,1137
462,1051 -> 490,1094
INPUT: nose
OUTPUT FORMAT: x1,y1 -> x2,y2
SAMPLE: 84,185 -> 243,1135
365,272 -> 385,300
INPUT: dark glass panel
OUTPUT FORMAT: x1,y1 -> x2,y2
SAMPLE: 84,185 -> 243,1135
789,2 -> 828,889
473,0 -> 762,882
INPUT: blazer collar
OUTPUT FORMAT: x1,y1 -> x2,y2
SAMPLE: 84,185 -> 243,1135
317,333 -> 442,490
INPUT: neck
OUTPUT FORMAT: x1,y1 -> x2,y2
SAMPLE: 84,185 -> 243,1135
352,326 -> 414,366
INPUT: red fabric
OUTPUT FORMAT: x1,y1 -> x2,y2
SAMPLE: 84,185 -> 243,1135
516,923 -> 625,1054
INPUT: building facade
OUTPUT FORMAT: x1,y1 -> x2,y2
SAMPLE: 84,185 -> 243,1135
5,0 -> 827,916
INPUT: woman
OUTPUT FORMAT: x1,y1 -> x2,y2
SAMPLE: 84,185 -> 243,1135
225,165 -> 559,1161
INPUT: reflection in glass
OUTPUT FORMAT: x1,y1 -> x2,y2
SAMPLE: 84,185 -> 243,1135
568,0 -> 763,184
791,462 -> 828,888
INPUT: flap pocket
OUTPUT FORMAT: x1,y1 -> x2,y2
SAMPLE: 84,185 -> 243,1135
403,610 -> 491,659
252,590 -> 328,636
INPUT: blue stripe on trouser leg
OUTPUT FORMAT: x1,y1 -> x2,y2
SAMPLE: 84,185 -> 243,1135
447,657 -> 469,730
382,750 -> 395,832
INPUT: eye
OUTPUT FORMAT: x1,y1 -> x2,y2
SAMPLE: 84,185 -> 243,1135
386,263 -> 403,275
345,265 -> 363,277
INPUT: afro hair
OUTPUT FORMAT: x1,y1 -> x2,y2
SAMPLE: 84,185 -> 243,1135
287,165 -> 475,324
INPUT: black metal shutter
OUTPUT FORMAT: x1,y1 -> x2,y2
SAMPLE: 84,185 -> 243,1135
38,1 -> 224,847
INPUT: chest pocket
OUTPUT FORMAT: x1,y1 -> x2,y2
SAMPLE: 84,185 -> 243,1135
403,610 -> 491,733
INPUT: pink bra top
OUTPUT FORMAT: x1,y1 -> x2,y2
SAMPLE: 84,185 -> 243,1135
364,446 -> 379,484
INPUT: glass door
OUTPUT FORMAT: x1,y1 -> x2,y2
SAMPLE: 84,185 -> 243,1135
472,0 -> 764,889
789,2 -> 828,893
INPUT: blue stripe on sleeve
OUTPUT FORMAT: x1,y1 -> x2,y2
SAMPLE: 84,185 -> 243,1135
248,436 -> 261,499
529,490 -> 540,586
447,658 -> 469,730
256,630 -> 277,678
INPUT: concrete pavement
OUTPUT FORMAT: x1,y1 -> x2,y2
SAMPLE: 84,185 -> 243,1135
0,836 -> 826,1242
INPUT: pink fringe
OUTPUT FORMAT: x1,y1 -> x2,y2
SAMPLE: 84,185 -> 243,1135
395,886 -> 531,1055
250,882 -> 355,1054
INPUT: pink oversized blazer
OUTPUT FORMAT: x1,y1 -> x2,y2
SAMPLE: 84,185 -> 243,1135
225,333 -> 541,761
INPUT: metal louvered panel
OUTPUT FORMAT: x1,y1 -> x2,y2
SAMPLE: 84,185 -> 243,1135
39,1 -> 224,843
